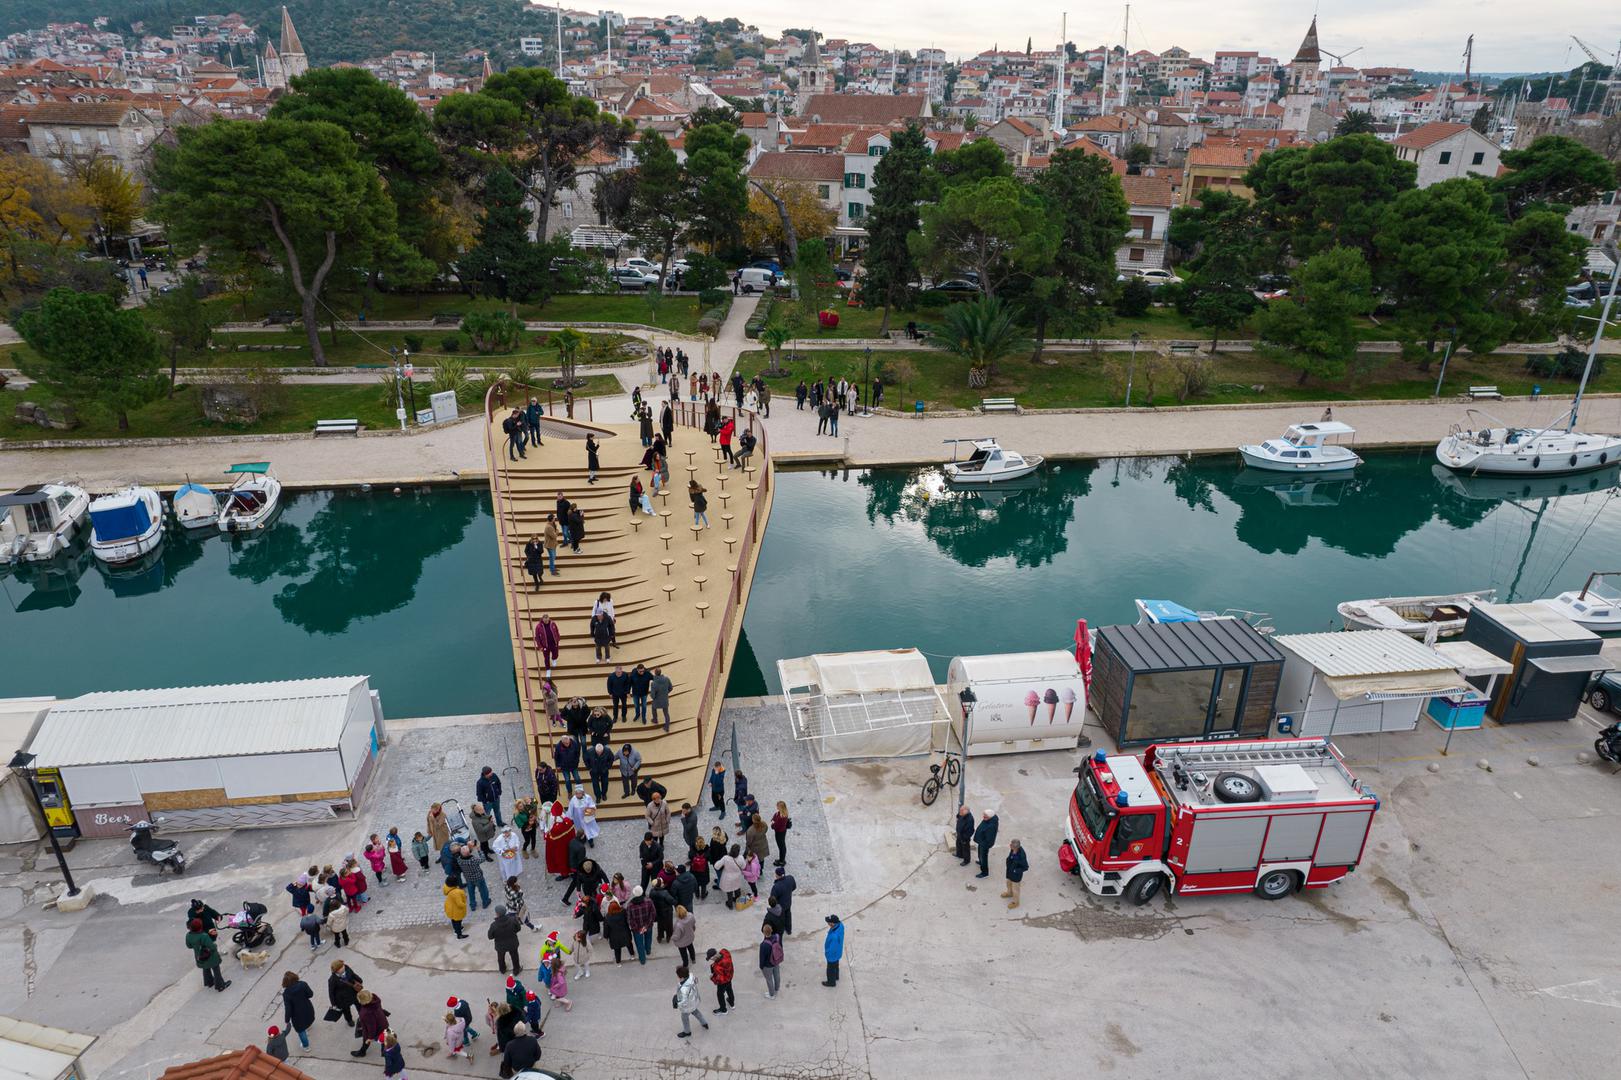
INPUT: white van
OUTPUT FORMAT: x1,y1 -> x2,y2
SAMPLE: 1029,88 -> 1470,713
735,267 -> 778,293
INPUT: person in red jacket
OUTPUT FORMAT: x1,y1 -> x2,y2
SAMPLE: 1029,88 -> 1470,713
718,417 -> 736,464
705,947 -> 735,1013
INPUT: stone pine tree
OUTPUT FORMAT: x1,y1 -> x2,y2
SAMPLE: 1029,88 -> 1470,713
15,287 -> 163,429
1256,245 -> 1376,384
459,168 -> 552,304
862,123 -> 934,334
152,119 -> 399,367
1027,148 -> 1131,357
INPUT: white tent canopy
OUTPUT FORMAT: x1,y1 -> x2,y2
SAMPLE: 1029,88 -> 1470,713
778,649 -> 948,761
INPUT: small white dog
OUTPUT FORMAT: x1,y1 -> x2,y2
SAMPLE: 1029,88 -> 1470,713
237,947 -> 270,968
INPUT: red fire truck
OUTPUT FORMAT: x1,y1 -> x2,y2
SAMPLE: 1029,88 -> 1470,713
1060,737 -> 1380,904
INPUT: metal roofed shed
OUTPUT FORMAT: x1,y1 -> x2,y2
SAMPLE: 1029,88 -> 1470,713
24,677 -> 386,837
778,649 -> 948,761
1091,620 -> 1285,747
1273,630 -> 1471,737
1463,603 -> 1609,724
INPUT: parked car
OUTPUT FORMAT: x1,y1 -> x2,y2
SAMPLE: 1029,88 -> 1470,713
1589,671 -> 1621,714
734,266 -> 778,293
1134,268 -> 1176,285
611,267 -> 657,290
932,279 -> 981,294
622,257 -> 659,274
748,258 -> 782,274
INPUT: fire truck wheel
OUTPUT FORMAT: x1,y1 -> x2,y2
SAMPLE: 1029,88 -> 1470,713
1125,874 -> 1164,906
1255,869 -> 1298,900
1213,772 -> 1263,803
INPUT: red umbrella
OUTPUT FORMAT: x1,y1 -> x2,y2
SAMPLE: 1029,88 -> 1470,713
1074,618 -> 1093,688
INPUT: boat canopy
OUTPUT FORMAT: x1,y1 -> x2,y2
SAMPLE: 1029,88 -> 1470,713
90,501 -> 152,541
0,485 -> 50,507
225,462 -> 271,474
1138,599 -> 1203,623
1284,421 -> 1356,444
175,482 -> 215,498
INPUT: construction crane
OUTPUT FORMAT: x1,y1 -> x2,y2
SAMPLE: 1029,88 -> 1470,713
1320,45 -> 1362,68
1570,35 -> 1621,115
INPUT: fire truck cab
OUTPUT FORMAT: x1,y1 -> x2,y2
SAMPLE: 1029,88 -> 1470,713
1062,738 -> 1379,905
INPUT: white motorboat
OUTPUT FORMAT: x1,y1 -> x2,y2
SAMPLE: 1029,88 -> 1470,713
171,481 -> 221,531
88,486 -> 165,565
942,438 -> 1043,484
1238,421 -> 1362,472
1337,590 -> 1495,639
217,462 -> 281,533
1537,572 -> 1621,632
0,483 -> 90,563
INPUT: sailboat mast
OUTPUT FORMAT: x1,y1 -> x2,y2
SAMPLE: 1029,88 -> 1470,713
1570,254 -> 1621,431
1118,4 -> 1129,111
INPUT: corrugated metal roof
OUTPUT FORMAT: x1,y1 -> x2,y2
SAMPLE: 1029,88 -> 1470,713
28,677 -> 367,767
1100,618 -> 1284,671
1275,630 -> 1455,676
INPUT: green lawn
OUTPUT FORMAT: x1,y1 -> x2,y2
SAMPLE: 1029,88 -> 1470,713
1,374 -> 623,441
204,328 -> 637,368
739,348 -> 1618,412
202,291 -> 705,333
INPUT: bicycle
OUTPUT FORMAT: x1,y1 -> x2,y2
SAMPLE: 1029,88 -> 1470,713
919,753 -> 962,806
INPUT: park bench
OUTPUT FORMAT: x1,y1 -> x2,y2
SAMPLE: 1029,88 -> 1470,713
314,418 -> 361,437
354,363 -> 389,370
263,310 -> 297,325
1467,385 -> 1503,400
980,397 -> 1018,413
431,312 -> 464,326
1168,342 -> 1202,355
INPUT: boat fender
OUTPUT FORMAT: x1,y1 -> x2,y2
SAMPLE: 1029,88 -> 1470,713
1570,455 -> 1578,468
1602,453 -> 1609,465
1531,456 -> 1540,469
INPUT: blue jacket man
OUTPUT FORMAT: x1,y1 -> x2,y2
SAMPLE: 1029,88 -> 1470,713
708,761 -> 727,813
821,915 -> 845,987
972,812 -> 1000,878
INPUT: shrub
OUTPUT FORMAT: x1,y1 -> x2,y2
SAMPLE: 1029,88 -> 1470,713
916,290 -> 951,309
698,287 -> 728,308
1115,277 -> 1155,318
1525,347 -> 1601,381
685,253 -> 730,293
439,335 -> 461,352
401,334 -> 425,353
460,310 -> 523,354
431,356 -> 477,403
506,360 -> 535,388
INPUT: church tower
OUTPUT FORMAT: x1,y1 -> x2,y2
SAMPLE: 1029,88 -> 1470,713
279,6 -> 309,81
1280,17 -> 1322,133
796,31 -> 827,113
262,40 -> 284,90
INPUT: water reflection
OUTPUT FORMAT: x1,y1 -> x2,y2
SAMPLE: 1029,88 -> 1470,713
0,539 -> 93,612
272,489 -> 479,635
858,461 -> 1096,568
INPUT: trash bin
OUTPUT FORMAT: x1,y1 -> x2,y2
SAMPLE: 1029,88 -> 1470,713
1531,384 -> 1541,399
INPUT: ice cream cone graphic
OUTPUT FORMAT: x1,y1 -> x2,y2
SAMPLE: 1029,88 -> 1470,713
1025,690 -> 1040,725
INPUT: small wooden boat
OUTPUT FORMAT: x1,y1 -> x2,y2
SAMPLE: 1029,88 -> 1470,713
1337,589 -> 1496,638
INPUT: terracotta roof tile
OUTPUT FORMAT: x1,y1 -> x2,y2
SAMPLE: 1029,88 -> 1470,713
748,151 -> 844,182
160,1048 -> 317,1080
799,93 -> 926,125
21,100 -> 133,126
1391,121 -> 1471,150
1120,174 -> 1176,207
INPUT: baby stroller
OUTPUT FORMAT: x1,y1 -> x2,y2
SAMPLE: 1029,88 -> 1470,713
230,901 -> 274,950
440,798 -> 473,846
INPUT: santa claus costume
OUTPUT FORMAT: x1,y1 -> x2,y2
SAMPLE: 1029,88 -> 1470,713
544,802 -> 576,876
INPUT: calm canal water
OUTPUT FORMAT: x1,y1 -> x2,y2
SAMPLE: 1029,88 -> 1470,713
733,452 -> 1621,694
0,487 -> 517,716
5,455 -> 1617,712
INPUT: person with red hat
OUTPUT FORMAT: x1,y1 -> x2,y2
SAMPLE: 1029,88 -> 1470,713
265,1027 -> 288,1062
543,801 -> 575,878
523,989 -> 543,1030
446,996 -> 479,1043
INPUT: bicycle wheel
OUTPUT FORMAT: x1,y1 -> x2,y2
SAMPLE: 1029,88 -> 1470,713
944,756 -> 961,786
920,775 -> 942,806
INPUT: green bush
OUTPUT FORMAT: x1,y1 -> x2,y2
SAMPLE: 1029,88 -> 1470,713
1525,347 -> 1602,381
401,333 -> 425,353
916,290 -> 951,309
460,310 -> 524,354
685,253 -> 730,293
431,356 -> 478,403
439,335 -> 461,352
698,287 -> 728,308
1114,277 -> 1155,318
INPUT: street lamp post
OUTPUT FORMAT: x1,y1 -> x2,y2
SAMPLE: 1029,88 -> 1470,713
390,347 -> 405,431
403,351 -> 417,421
1126,331 -> 1141,408
863,346 -> 872,414
956,687 -> 976,813
8,752 -> 78,897
1432,328 -> 1458,398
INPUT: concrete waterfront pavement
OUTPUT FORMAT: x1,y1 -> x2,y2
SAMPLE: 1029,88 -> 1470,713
3,700 -> 1619,1079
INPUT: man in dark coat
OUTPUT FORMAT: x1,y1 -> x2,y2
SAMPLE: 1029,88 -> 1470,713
501,1024 -> 543,1073
972,811 -> 1000,879
635,775 -> 668,806
671,864 -> 699,910
605,666 -> 632,723
476,766 -> 504,825
587,707 -> 615,748
327,960 -> 362,1026
768,867 -> 797,936
954,805 -> 975,866
553,735 -> 581,794
487,905 -> 523,974
629,663 -> 653,723
584,742 -> 615,803
680,803 -> 700,857
1002,839 -> 1030,910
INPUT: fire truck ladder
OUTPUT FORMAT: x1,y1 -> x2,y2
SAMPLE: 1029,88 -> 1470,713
1155,740 -> 1349,780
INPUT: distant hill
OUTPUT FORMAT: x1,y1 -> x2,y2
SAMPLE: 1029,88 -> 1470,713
1,0 -> 565,69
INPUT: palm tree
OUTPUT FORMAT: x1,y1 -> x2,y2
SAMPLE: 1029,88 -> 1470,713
930,296 -> 1028,388
552,327 -> 586,388
759,322 -> 791,375
1334,110 -> 1376,136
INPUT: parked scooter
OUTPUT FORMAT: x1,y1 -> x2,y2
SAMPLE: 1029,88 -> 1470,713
1596,721 -> 1621,765
129,820 -> 186,874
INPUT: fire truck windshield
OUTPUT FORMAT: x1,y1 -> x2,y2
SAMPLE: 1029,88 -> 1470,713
1075,771 -> 1110,841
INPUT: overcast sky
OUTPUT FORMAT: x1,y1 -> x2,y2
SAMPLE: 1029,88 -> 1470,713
628,0 -> 1619,73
